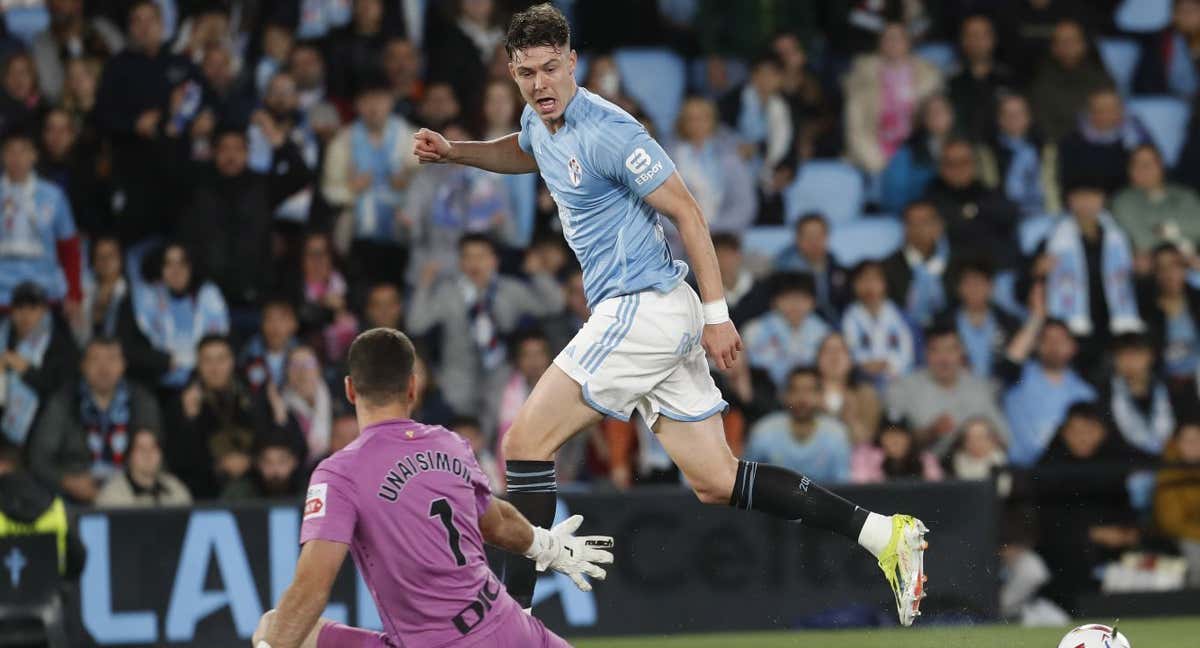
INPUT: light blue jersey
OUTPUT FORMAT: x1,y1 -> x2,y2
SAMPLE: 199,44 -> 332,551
518,87 -> 687,308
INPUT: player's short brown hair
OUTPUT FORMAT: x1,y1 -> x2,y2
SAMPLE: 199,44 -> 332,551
505,3 -> 570,58
347,328 -> 416,406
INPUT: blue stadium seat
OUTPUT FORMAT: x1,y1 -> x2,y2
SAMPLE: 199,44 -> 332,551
1019,213 -> 1060,255
1098,38 -> 1141,96
613,48 -> 687,134
741,226 -> 792,260
828,217 -> 904,265
914,42 -> 959,75
784,160 -> 865,224
1127,96 -> 1191,167
3,5 -> 48,44
1115,0 -> 1172,33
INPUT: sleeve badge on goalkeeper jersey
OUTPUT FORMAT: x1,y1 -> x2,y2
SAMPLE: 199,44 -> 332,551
304,483 -> 328,520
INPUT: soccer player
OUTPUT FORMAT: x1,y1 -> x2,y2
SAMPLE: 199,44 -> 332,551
413,3 -> 932,626
252,329 -> 613,648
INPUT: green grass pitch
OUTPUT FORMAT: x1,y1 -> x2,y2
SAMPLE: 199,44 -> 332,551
571,617 -> 1200,648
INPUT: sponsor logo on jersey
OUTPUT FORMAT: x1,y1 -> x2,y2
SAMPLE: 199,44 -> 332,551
568,157 -> 583,187
304,483 -> 328,520
626,147 -> 663,186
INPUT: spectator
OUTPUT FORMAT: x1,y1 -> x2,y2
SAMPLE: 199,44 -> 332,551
1140,244 -> 1200,382
123,242 -> 229,389
293,232 -> 357,363
774,213 -> 849,323
425,0 -> 501,123
1041,181 -> 1143,361
38,107 -> 110,238
851,418 -> 943,483
329,413 -> 359,457
61,56 -> 99,129
585,54 -> 644,117
949,416 -> 1008,480
885,324 -> 1010,454
280,344 -> 331,464
1002,316 -> 1098,467
30,0 -> 123,104
75,235 -> 127,344
198,41 -> 255,130
977,93 -> 1056,216
496,330 -> 552,461
743,273 -> 830,390
924,138 -> 1022,270
669,96 -> 757,233
176,129 -> 312,312
1,282 -> 79,447
410,351 -> 454,427
221,429 -> 305,500
287,44 -> 327,114
1133,0 -> 1200,97
844,22 -> 942,174
29,337 -> 160,504
382,38 -> 423,121
1099,333 -> 1177,456
0,52 -> 45,137
173,6 -> 233,65
712,233 -> 758,320
882,200 -> 952,328
543,267 -> 589,355
934,258 -> 1020,379
1057,88 -> 1150,196
95,427 -> 191,507
248,72 -> 320,225
712,346 -> 779,428
835,0 -> 937,56
770,31 -> 837,159
0,130 -> 82,310
173,335 -> 295,499
1111,145 -> 1200,268
744,367 -> 852,484
481,77 -> 520,141
0,440 -> 86,583
322,81 -> 418,288
453,415 -> 502,493
1030,19 -> 1113,142
841,260 -> 916,384
414,81 -> 462,132
718,53 -> 793,199
1154,420 -> 1200,587
325,0 -> 391,101
948,14 -> 1013,143
361,281 -> 404,330
999,1 -> 1115,85
816,331 -> 882,445
239,298 -> 299,393
880,93 -> 957,213
1034,403 -> 1143,611
253,19 -> 294,98
406,234 -> 563,418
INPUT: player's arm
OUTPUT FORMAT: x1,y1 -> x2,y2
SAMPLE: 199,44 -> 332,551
643,172 -> 743,369
257,540 -> 347,648
412,129 -> 539,174
479,498 -> 615,592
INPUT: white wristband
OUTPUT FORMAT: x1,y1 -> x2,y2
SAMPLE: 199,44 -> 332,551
702,299 -> 730,325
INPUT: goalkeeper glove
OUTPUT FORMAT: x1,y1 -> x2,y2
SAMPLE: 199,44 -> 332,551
523,514 -> 614,592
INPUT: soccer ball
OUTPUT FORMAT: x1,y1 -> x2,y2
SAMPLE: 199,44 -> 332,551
1057,624 -> 1131,648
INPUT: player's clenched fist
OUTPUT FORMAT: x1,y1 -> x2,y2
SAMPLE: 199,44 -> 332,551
702,320 -> 743,370
413,128 -> 453,163
523,514 -> 614,592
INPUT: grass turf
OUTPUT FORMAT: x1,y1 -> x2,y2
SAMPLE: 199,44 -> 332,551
571,616 -> 1200,648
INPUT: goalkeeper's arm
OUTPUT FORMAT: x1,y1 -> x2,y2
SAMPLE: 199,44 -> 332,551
479,499 -> 615,591
253,540 -> 346,648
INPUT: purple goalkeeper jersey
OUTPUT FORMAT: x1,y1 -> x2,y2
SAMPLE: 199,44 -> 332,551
300,418 -> 522,647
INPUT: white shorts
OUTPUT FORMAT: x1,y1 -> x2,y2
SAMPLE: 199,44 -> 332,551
554,282 -> 727,427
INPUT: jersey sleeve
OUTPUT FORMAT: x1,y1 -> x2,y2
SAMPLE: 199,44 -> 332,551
595,117 -> 676,198
300,465 -> 357,546
455,435 -> 493,519
516,105 -> 534,154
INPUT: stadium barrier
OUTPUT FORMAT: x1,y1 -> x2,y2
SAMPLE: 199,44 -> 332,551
70,480 -> 996,646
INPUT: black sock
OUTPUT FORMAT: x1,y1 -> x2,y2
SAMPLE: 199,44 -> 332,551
730,460 -> 869,541
503,460 -> 558,608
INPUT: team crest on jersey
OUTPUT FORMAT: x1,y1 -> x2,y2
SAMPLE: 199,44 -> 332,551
567,157 -> 583,187
304,483 -> 328,520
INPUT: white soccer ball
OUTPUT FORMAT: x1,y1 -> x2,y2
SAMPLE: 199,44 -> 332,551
1057,624 -> 1131,648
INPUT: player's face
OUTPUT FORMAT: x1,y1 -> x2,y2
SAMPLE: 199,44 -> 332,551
510,44 -> 577,124
3,139 -> 36,180
197,342 -> 234,390
957,272 -> 991,310
83,343 -> 125,394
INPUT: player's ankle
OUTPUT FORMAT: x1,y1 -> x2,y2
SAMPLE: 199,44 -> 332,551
857,512 -> 893,559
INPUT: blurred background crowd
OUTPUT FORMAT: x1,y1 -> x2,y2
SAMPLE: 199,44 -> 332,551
1,0 -> 1200,620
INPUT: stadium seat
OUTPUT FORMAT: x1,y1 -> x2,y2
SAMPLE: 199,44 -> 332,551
1127,96 -> 1191,167
3,5 -> 48,44
574,54 -> 589,84
1019,213 -> 1060,255
1115,0 -> 1172,33
1098,37 -> 1141,96
783,160 -> 865,224
741,226 -> 793,260
828,217 -> 904,265
914,42 -> 959,75
613,48 -> 687,134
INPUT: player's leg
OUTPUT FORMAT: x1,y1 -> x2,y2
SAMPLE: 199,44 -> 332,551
500,363 -> 603,608
487,606 -> 573,648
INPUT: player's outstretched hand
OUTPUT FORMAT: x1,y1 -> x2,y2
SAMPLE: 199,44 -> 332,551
413,128 -> 453,164
525,514 -> 614,592
702,320 -> 743,370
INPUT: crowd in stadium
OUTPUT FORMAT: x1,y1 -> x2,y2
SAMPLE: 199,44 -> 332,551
2,0 -> 1200,618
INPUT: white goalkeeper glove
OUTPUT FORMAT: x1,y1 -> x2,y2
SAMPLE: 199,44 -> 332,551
523,514 -> 614,592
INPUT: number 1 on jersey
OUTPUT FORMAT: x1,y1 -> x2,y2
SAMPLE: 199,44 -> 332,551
429,498 -> 467,566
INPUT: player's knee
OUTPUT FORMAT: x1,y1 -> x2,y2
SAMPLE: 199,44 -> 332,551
252,609 -> 275,643
690,474 -> 735,505
501,422 -> 554,461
